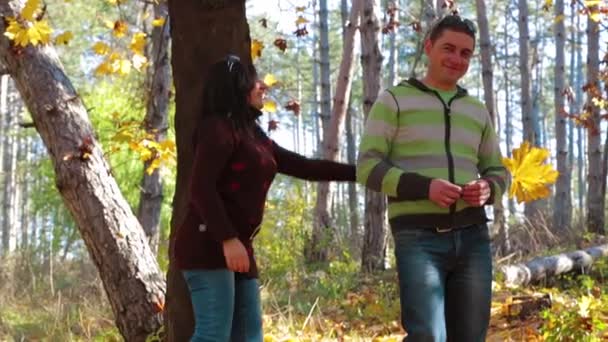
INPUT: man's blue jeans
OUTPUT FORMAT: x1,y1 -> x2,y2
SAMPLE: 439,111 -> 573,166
392,223 -> 492,342
182,269 -> 263,342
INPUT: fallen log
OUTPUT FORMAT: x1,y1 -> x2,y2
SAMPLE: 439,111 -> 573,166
499,244 -> 608,287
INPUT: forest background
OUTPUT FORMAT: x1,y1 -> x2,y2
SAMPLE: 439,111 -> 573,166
0,0 -> 608,341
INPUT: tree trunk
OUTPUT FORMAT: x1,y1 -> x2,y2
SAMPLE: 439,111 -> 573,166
319,0 -> 331,132
585,4 -> 603,234
517,0 -> 539,220
165,1 -> 252,340
553,0 -> 571,233
308,0 -> 362,263
360,0 -> 387,272
0,3 -> 166,340
137,0 -> 171,254
500,244 -> 608,287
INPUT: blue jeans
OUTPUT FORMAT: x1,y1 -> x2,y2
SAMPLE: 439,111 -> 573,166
392,224 -> 492,342
182,269 -> 263,342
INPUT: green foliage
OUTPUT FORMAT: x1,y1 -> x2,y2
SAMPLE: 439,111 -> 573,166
540,275 -> 608,341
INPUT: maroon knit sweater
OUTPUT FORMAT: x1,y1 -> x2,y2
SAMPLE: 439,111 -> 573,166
174,113 -> 355,278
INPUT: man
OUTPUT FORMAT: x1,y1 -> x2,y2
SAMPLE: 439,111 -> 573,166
356,14 -> 507,342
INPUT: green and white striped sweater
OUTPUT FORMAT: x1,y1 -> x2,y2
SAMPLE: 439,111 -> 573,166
357,79 -> 508,229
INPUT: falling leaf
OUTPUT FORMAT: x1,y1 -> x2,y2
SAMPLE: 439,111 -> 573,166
262,100 -> 277,113
294,26 -> 309,37
296,15 -> 309,25
259,18 -> 268,28
590,10 -> 602,21
501,141 -> 559,204
112,20 -> 128,38
411,21 -> 422,33
267,119 -> 279,131
92,41 -> 111,55
554,14 -> 565,23
295,6 -> 306,12
21,0 -> 41,21
542,0 -> 553,11
152,17 -> 165,27
251,39 -> 264,61
285,99 -> 301,115
54,31 -> 73,45
273,38 -> 287,52
129,32 -> 146,55
263,73 -> 279,87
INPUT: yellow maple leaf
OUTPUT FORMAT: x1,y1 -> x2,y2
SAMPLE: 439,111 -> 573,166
130,32 -> 146,55
251,39 -> 264,61
501,141 -> 559,204
262,100 -> 277,113
95,60 -> 113,76
159,139 -> 176,151
54,31 -> 73,45
21,0 -> 41,21
295,16 -> 309,25
112,20 -> 128,38
112,58 -> 131,75
92,41 -> 111,55
28,20 -> 52,45
152,17 -> 166,27
590,10 -> 602,22
263,73 -> 279,87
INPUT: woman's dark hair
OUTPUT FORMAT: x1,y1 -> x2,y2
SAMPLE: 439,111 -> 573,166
201,55 -> 257,128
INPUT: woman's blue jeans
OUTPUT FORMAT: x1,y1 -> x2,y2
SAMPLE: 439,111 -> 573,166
392,223 -> 492,342
182,269 -> 263,342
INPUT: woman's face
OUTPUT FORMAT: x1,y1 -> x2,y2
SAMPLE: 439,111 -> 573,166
248,79 -> 268,109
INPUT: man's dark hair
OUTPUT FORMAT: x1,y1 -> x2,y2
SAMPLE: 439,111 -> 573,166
201,54 -> 256,129
428,14 -> 477,43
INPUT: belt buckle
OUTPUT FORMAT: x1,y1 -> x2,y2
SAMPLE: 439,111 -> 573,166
435,226 -> 453,233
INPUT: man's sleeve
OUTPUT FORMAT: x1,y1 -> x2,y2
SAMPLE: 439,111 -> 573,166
356,90 -> 432,200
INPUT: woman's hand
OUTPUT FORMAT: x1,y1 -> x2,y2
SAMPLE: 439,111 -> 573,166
222,238 -> 250,273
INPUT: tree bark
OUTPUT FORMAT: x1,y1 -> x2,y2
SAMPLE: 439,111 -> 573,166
360,0 -> 387,272
308,0 -> 362,263
585,4 -> 603,234
165,1 -> 251,340
137,0 -> 171,254
553,0 -> 571,233
517,0 -> 540,220
0,2 -> 166,340
500,244 -> 608,287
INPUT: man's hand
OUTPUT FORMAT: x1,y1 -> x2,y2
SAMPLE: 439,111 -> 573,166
222,238 -> 250,273
461,179 -> 491,207
429,179 -> 462,208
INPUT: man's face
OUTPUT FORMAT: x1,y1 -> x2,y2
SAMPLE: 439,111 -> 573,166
248,79 -> 268,109
424,30 -> 475,87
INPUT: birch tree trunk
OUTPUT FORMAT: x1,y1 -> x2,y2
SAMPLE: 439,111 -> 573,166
165,1 -> 252,340
360,0 -> 387,272
308,0 -> 362,263
553,0 -> 571,232
0,2 -> 166,340
517,0 -> 540,220
585,4 -> 604,234
137,0 -> 170,254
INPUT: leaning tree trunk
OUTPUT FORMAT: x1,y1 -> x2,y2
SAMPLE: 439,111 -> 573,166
553,0 -> 571,233
308,0 -> 362,263
0,2 -> 165,341
137,0 -> 171,254
585,4 -> 604,234
500,244 -> 608,287
360,0 -> 387,273
165,1 -> 252,341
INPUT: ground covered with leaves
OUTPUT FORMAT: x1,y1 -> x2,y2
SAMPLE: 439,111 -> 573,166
2,254 -> 608,341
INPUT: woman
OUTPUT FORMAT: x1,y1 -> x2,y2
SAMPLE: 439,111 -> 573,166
174,55 -> 355,342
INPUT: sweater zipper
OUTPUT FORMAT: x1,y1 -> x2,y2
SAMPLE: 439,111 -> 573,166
431,92 -> 457,219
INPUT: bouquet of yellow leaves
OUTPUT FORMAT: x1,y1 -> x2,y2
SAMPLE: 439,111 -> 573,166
501,141 -> 559,204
